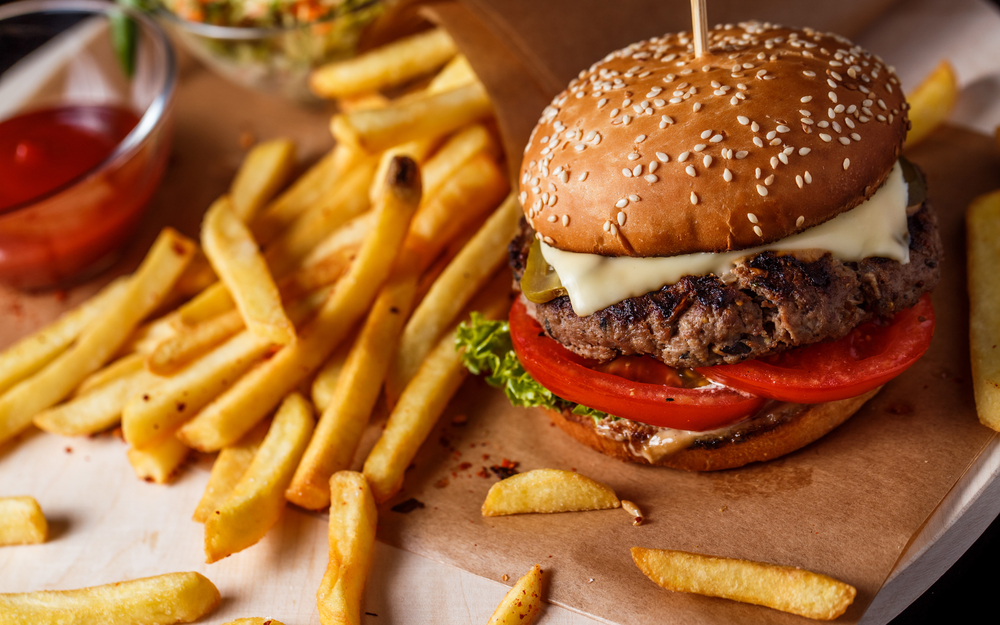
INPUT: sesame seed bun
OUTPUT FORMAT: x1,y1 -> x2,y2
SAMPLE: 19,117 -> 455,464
519,23 -> 909,257
543,386 -> 881,471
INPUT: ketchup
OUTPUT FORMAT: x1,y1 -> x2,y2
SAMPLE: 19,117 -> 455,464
0,106 -> 139,211
0,104 -> 171,289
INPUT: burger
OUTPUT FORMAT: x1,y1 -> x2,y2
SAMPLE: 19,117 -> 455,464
457,22 -> 941,471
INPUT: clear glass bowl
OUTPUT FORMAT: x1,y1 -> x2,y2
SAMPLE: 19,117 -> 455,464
156,0 -> 383,102
0,0 -> 176,290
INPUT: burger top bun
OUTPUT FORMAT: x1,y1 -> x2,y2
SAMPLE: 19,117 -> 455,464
519,22 -> 909,257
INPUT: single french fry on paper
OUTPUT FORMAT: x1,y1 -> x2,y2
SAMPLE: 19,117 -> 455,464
310,27 -> 458,99
631,548 -> 856,621
193,419 -> 269,523
0,571 -> 220,624
905,60 -> 958,149
0,496 -> 47,545
34,367 -> 161,437
363,286 -> 510,503
481,469 -> 621,516
487,564 -> 543,625
0,277 -> 128,396
0,229 -> 195,446
127,435 -> 190,484
388,193 -> 520,400
176,157 -> 422,452
317,471 -> 377,625
286,271 -> 419,510
230,138 -> 296,222
967,190 -> 1000,431
331,81 -> 494,154
202,196 -> 295,346
204,393 -> 314,562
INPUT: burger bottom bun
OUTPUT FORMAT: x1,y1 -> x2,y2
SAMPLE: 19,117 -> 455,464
544,387 -> 882,472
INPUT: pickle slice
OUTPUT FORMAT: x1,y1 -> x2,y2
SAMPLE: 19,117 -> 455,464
900,156 -> 927,209
521,238 -> 567,304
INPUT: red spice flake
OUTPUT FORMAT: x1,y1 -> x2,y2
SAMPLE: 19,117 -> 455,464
458,462 -> 472,471
490,459 -> 520,480
64,447 -> 72,454
451,450 -> 462,460
451,414 -> 468,426
886,402 -> 914,415
482,453 -> 490,460
435,478 -> 450,489
390,498 -> 425,514
477,467 -> 490,478
239,130 -> 256,149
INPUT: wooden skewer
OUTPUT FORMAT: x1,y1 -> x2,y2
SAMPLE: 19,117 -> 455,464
691,0 -> 708,57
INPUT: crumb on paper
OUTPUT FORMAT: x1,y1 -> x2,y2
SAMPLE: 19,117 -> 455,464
502,574 -> 509,581
621,500 -> 643,526
588,578 -> 594,583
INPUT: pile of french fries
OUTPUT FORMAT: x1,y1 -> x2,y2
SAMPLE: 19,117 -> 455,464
0,23 -> 971,624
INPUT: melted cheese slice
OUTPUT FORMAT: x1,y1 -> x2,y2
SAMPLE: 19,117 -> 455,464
540,161 -> 910,317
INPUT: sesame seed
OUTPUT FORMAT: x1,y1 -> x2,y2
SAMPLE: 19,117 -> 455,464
819,133 -> 832,142
710,134 -> 724,143
778,153 -> 789,164
632,164 -> 642,176
548,195 -> 557,206
623,115 -> 632,125
832,121 -> 842,133
609,224 -> 618,237
753,225 -> 764,236
796,215 -> 805,226
770,156 -> 779,168
735,151 -> 748,159
801,95 -> 813,102
827,79 -> 838,88
562,215 -> 570,226
693,102 -> 703,112
669,97 -> 682,104
723,168 -> 733,181
805,171 -> 813,183
738,115 -> 750,125
776,125 -> 790,133
543,236 -> 554,245
644,174 -> 659,182
685,166 -> 697,177
755,167 -> 762,179
747,213 -> 758,224
610,108 -> 620,117
597,98 -> 608,108
578,171 -> 588,181
851,133 -> 861,141
678,151 -> 690,162
616,198 -> 628,208
547,214 -> 557,222
751,121 -> 760,132
690,192 -> 699,204
635,134 -> 647,143
795,175 -> 804,188
766,130 -> 777,140
701,129 -> 713,139
694,144 -> 707,151
656,152 -> 669,162
662,115 -> 674,124
628,153 -> 641,161
617,211 -> 627,226
574,143 -> 586,152
650,161 -> 659,173
629,194 -> 639,201
878,99 -> 887,110
765,174 -> 775,185
803,71 -> 816,77
757,184 -> 768,196
703,155 -> 713,167
753,137 -> 764,147
843,158 -> 850,170
839,137 -> 851,145
622,168 -> 632,178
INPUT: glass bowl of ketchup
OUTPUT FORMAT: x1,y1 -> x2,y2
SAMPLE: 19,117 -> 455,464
0,0 -> 176,290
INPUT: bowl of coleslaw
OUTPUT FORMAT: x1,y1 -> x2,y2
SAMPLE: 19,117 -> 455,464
153,0 -> 384,101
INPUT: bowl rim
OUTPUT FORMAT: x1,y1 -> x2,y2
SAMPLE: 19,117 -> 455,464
0,0 -> 177,217
152,0 -> 382,40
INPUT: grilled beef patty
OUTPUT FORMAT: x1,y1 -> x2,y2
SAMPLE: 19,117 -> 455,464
509,201 -> 942,368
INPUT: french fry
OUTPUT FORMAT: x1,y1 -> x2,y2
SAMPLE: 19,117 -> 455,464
481,469 -> 621,516
146,309 -> 245,376
487,565 -> 543,625
176,157 -> 422,452
363,286 -> 509,502
427,54 -> 477,93
0,571 -> 221,624
317,471 -> 377,625
332,82 -> 493,154
203,196 -> 295,346
263,157 -> 378,278
204,393 -> 314,562
76,352 -> 145,396
193,420 -> 269,523
127,435 -> 190,484
277,245 -> 356,304
421,124 -> 498,201
968,190 -> 1000,431
0,496 -> 47,545
34,368 -> 161,437
631,548 -> 856,621
0,229 -> 195,446
0,277 -> 127,396
287,273 -> 418,510
223,619 -> 287,625
310,27 -> 458,99
905,60 -> 958,149
337,93 -> 391,112
311,340 -> 353,412
252,143 -> 365,245
231,138 -> 296,222
388,193 -> 520,400
369,137 -> 440,204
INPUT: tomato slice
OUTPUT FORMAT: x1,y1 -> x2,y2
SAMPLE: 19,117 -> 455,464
698,294 -> 935,403
509,298 -> 767,431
